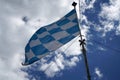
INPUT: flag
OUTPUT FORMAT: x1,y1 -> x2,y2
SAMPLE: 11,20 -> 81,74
23,9 -> 80,65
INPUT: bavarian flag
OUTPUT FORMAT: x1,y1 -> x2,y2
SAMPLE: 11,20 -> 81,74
23,8 -> 80,65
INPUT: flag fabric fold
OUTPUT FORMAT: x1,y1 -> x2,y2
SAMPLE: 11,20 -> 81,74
23,9 -> 80,65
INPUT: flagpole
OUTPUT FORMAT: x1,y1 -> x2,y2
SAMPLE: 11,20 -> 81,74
72,2 -> 91,80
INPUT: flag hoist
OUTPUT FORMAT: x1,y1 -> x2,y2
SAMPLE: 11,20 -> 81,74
72,1 -> 91,80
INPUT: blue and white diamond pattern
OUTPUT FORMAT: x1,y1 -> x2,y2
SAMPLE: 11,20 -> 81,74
24,9 -> 80,65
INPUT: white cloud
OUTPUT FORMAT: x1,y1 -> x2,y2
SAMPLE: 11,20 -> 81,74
80,0 -> 96,13
0,8 -> 31,80
87,0 -> 96,9
55,54 -> 65,69
116,24 -> 120,35
95,67 -> 103,78
100,21 -> 114,36
39,52 -> 80,77
42,61 -> 60,77
99,0 -> 120,35
0,54 -> 28,80
98,46 -> 106,51
64,56 -> 80,67
100,0 -> 120,21
81,15 -> 89,24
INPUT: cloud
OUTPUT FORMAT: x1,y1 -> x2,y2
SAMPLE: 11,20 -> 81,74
0,0 -> 47,79
0,53 -> 28,80
116,24 -> 120,35
39,52 -> 80,77
80,0 -> 96,13
100,0 -> 120,21
99,0 -> 120,35
98,46 -> 106,51
95,67 -> 103,78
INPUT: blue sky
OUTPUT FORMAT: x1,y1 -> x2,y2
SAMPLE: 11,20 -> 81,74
0,0 -> 120,80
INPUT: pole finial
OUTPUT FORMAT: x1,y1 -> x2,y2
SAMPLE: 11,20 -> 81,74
72,2 -> 77,8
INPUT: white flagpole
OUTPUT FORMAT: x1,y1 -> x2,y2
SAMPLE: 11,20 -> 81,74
72,1 -> 91,80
